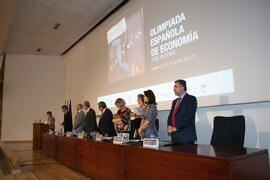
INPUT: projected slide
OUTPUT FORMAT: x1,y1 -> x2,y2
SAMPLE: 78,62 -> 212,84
98,69 -> 234,108
86,0 -> 270,110
101,8 -> 210,108
107,9 -> 145,83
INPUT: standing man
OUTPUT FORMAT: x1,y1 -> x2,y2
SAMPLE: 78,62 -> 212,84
74,104 -> 86,133
97,101 -> 116,137
167,79 -> 197,144
61,105 -> 73,133
83,101 -> 97,137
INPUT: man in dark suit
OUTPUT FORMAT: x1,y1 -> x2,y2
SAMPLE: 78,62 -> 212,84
97,101 -> 117,137
167,79 -> 197,144
61,105 -> 73,133
83,101 -> 97,137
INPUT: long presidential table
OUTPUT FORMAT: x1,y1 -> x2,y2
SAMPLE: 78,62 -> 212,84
41,134 -> 270,180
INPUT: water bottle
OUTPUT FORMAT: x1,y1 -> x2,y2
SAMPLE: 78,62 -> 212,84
119,132 -> 123,137
59,127 -> 63,136
74,129 -> 77,137
150,132 -> 155,139
82,130 -> 85,138
92,131 -> 96,141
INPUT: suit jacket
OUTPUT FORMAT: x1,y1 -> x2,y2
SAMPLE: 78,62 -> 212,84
74,110 -> 86,133
98,108 -> 116,137
85,108 -> 97,136
62,111 -> 73,133
167,93 -> 197,143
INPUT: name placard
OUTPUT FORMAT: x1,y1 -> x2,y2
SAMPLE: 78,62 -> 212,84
96,134 -> 103,142
143,138 -> 159,149
113,136 -> 124,144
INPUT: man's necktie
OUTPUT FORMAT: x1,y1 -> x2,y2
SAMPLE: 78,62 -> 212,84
172,98 -> 181,127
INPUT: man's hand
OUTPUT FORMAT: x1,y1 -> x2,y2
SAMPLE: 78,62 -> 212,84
168,126 -> 173,133
168,126 -> 177,133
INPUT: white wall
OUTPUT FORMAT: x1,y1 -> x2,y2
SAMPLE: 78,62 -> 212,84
1,54 -> 64,141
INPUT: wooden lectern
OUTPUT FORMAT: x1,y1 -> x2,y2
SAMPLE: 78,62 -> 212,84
33,123 -> 49,150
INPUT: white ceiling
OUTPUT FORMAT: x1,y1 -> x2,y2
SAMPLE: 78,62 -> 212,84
4,0 -> 125,55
